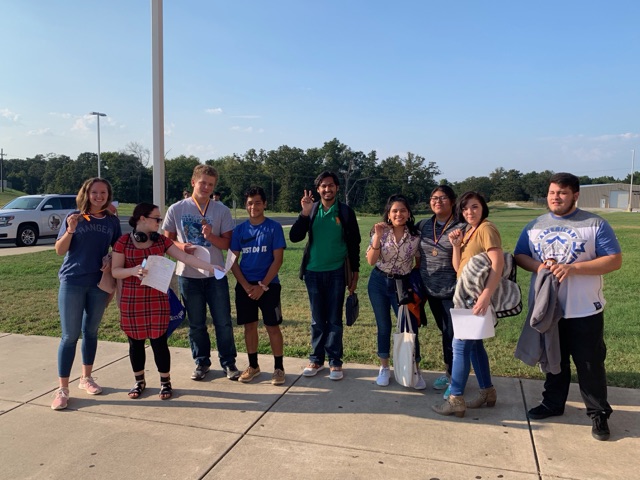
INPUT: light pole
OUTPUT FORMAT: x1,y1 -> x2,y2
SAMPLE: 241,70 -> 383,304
629,149 -> 635,212
89,111 -> 107,178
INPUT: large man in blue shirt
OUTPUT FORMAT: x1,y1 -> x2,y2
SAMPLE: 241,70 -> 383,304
514,172 -> 622,441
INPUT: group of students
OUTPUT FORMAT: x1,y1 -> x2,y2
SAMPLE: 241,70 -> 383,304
49,168 -> 621,442
363,172 -> 621,441
50,166 -> 288,411
364,187 -> 502,417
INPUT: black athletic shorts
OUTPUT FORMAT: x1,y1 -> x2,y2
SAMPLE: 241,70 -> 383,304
234,282 -> 283,326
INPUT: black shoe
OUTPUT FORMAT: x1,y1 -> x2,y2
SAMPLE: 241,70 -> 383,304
224,365 -> 241,380
190,365 -> 210,381
528,404 -> 564,420
591,415 -> 610,441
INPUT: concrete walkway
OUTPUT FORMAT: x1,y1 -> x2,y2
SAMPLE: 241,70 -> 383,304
0,333 -> 638,480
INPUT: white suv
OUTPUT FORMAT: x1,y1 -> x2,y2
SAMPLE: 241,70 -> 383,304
0,194 -> 77,246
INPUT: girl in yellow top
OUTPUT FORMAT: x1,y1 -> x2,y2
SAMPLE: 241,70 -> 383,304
432,191 -> 504,418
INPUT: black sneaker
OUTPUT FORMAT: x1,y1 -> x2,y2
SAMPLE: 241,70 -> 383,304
191,365 -> 210,381
591,415 -> 610,441
528,404 -> 564,420
224,365 -> 241,380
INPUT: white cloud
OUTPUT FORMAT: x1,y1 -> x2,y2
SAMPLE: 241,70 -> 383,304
184,144 -> 216,157
230,126 -> 264,134
71,116 -> 91,131
165,122 -> 175,136
48,112 -> 72,119
0,108 -> 20,122
205,108 -> 223,115
71,114 -> 121,133
231,115 -> 260,119
559,145 -> 613,164
535,133 -> 635,176
541,132 -> 640,143
27,128 -> 53,136
592,132 -> 640,142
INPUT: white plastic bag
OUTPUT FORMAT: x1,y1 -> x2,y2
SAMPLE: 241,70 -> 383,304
393,304 -> 417,387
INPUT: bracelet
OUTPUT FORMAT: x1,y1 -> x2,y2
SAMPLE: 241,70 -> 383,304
258,281 -> 269,291
370,245 -> 380,250
67,229 -> 76,234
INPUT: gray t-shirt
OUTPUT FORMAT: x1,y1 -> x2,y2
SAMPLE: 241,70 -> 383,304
162,198 -> 235,278
417,216 -> 466,298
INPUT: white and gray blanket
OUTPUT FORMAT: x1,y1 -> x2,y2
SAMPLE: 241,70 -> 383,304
453,252 -> 522,321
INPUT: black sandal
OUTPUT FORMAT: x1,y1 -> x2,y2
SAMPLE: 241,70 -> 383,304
128,380 -> 146,399
159,379 -> 172,400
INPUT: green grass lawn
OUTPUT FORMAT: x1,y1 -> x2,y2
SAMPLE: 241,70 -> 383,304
1,206 -> 638,388
0,188 -> 27,207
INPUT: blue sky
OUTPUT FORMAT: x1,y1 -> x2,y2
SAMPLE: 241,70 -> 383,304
1,1 -> 639,182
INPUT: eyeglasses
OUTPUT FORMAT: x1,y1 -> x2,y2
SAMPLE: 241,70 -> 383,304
147,216 -> 163,223
430,196 -> 449,203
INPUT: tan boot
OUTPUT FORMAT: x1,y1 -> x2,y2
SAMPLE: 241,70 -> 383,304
431,394 -> 466,418
466,386 -> 497,408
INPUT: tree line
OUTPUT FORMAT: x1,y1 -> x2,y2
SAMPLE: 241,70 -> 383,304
3,138 -> 637,214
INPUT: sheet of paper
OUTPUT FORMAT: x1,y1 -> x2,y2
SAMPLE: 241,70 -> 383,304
140,255 -> 176,293
213,251 -> 236,280
191,245 -> 211,277
450,308 -> 495,340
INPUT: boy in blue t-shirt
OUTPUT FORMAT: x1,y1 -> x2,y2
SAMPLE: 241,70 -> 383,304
230,186 -> 287,385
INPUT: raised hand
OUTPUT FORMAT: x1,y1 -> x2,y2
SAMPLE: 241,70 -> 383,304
300,190 -> 314,216
373,222 -> 387,237
67,213 -> 81,232
448,229 -> 463,247
201,223 -> 214,244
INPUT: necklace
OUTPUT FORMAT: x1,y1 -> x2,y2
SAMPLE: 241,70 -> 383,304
81,209 -> 107,222
460,224 -> 479,248
192,195 -> 210,224
432,214 -> 453,256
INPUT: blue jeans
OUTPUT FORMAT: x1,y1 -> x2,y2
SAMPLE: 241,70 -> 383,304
178,276 -> 237,369
450,338 -> 492,396
368,267 -> 421,362
57,282 -> 110,378
304,267 -> 345,367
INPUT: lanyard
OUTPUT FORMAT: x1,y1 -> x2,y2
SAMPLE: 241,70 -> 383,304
431,215 -> 453,256
192,195 -> 210,224
461,222 -> 482,247
81,209 -> 106,222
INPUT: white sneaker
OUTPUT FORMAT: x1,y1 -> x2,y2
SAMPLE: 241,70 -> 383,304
302,363 -> 325,377
413,372 -> 427,390
376,366 -> 390,386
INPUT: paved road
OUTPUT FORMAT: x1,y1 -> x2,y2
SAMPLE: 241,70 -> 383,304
0,218 -> 132,253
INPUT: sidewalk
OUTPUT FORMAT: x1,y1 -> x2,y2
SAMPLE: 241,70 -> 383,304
0,333 -> 637,480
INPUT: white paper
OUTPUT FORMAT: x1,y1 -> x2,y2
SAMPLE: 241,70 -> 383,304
191,245 -> 211,277
450,308 -> 495,340
212,251 -> 236,280
140,255 -> 176,293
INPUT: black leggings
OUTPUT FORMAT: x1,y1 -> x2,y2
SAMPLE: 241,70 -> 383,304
127,334 -> 171,374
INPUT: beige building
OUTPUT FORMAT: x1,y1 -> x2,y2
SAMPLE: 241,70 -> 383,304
579,183 -> 640,210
